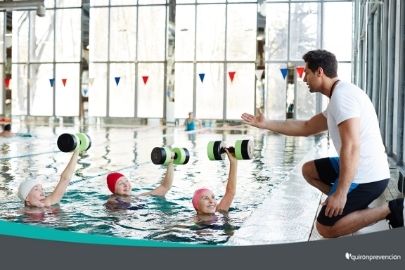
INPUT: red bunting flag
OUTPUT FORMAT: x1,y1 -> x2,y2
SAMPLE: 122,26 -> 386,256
228,71 -> 236,82
296,66 -> 305,78
142,76 -> 149,85
62,78 -> 67,87
4,78 -> 10,88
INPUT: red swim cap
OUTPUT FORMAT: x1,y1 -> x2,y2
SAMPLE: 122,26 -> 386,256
106,172 -> 124,194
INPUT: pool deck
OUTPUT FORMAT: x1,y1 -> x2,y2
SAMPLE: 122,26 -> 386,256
227,137 -> 404,245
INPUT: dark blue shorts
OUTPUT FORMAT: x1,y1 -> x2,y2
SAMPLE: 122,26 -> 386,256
314,157 -> 389,226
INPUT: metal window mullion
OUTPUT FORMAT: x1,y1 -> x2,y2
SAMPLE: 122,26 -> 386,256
223,3 -> 228,121
106,1 -> 111,117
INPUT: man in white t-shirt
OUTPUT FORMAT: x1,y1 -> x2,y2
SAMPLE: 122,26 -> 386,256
241,49 -> 404,237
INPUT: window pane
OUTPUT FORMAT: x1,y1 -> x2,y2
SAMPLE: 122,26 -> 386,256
338,62 -> 352,82
138,6 -> 166,61
30,11 -> 54,62
174,63 -> 194,118
55,9 -> 81,62
11,64 -> 28,115
110,7 -> 137,61
0,65 -> 3,114
110,0 -> 138,5
323,2 -> 353,61
138,0 -> 166,4
55,64 -> 80,116
226,63 -> 255,120
266,4 -> 288,61
227,4 -> 257,61
109,63 -> 135,117
265,63 -> 286,120
12,11 -> 29,63
0,13 -> 4,61
296,77 -> 316,119
56,0 -> 82,7
196,4 -> 225,61
90,0 -> 109,6
30,64 -> 54,116
196,63 -> 223,119
290,3 -> 319,61
89,8 -> 109,61
137,63 -> 164,118
88,64 -> 108,117
175,5 -> 195,61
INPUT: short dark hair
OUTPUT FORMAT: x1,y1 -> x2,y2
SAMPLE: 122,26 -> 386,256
3,124 -> 11,131
302,49 -> 338,78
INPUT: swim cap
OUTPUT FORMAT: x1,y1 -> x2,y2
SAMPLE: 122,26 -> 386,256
192,188 -> 211,210
18,179 -> 41,202
106,172 -> 124,194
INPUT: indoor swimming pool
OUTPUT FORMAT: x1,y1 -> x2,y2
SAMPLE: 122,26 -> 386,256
0,124 -> 318,244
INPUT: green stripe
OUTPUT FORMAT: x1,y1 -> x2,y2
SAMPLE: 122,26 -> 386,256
0,220 -> 217,248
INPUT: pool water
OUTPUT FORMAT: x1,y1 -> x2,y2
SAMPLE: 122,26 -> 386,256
0,124 -> 317,244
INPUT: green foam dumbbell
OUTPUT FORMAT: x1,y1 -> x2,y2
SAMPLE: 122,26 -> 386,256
151,147 -> 190,165
207,139 -> 254,160
57,133 -> 91,153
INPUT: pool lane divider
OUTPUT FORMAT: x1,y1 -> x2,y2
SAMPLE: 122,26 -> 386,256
0,220 -> 214,248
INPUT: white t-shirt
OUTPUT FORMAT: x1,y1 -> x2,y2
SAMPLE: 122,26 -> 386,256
323,81 -> 390,184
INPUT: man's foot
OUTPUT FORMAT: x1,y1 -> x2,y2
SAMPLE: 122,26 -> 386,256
386,198 -> 404,228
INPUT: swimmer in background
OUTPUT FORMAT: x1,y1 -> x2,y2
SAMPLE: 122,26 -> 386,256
105,162 -> 174,210
184,112 -> 199,131
0,124 -> 14,138
192,149 -> 237,223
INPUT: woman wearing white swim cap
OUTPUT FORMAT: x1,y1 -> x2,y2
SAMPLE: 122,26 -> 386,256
17,149 -> 79,207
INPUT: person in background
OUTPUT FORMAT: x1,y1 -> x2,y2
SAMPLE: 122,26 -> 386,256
0,124 -> 14,138
184,112 -> 199,131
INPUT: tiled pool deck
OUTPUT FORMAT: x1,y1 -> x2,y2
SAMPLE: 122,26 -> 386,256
228,137 -> 404,245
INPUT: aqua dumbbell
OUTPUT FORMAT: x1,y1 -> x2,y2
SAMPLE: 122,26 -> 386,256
207,139 -> 254,160
151,147 -> 190,165
57,133 -> 91,152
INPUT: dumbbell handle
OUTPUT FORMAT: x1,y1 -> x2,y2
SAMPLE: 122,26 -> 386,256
219,146 -> 235,154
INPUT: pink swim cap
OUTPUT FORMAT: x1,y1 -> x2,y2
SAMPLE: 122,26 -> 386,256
192,188 -> 211,210
106,172 -> 124,194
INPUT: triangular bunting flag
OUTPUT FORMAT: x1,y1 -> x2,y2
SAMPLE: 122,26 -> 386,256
114,77 -> 120,86
88,78 -> 94,86
142,76 -> 149,85
28,78 -> 34,87
198,73 -> 205,82
228,71 -> 236,82
81,88 -> 89,97
255,70 -> 264,80
62,78 -> 67,87
4,78 -> 10,88
296,66 -> 304,78
280,68 -> 288,79
49,78 -> 55,87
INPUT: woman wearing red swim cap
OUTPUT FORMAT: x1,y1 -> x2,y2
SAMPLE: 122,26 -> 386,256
105,162 -> 174,210
192,149 -> 237,219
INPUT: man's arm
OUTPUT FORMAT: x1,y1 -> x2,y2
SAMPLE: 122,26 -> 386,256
324,117 -> 360,217
241,111 -> 328,136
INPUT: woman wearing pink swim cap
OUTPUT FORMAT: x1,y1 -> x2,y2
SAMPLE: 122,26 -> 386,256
105,162 -> 174,210
192,149 -> 237,216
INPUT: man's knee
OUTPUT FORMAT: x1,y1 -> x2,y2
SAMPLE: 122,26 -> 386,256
316,222 -> 340,238
302,161 -> 316,181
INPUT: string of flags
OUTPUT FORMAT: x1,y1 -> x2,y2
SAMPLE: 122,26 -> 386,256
2,67 -> 305,90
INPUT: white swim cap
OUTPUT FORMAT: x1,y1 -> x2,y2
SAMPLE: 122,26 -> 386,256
17,179 -> 41,202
